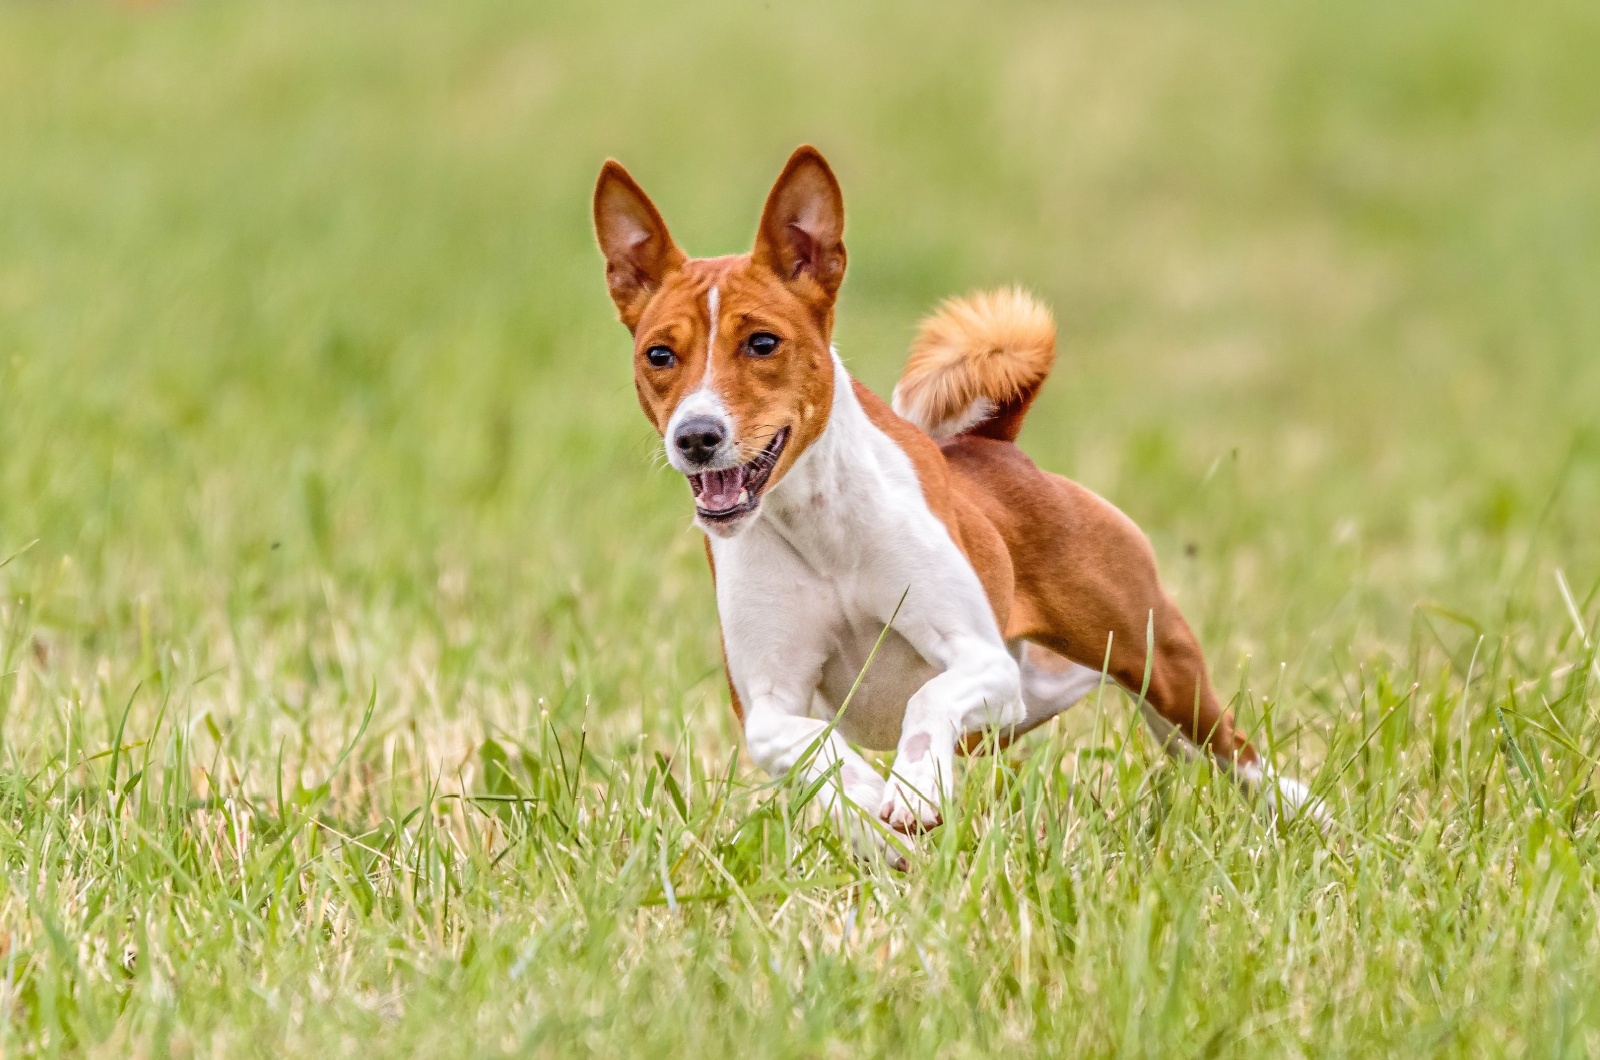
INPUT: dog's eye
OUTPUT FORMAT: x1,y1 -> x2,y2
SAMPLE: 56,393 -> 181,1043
746,332 -> 781,358
644,346 -> 676,369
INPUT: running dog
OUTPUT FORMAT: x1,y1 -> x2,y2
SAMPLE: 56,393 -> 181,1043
592,146 -> 1314,862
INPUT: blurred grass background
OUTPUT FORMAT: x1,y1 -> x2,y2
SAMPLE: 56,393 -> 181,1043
2,0 -> 1600,1054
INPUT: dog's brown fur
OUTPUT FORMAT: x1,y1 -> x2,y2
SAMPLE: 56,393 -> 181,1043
595,145 -> 1257,770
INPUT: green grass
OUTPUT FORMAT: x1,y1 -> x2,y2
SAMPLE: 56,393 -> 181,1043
3,0 -> 1600,1054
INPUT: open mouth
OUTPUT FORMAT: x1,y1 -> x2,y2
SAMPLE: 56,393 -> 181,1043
689,427 -> 790,522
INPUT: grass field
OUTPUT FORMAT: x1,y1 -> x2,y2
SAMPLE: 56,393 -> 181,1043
3,0 -> 1600,1054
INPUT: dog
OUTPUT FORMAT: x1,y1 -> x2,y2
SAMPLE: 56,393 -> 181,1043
592,145 -> 1316,863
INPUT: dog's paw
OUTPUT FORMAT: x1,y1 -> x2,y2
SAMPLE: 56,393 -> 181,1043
1266,773 -> 1332,830
1242,763 -> 1332,831
835,778 -> 910,870
836,808 -> 912,869
879,731 -> 951,834
857,825 -> 911,872
878,772 -> 944,834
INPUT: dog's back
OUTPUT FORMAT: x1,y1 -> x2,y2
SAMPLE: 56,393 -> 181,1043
889,289 -> 1266,764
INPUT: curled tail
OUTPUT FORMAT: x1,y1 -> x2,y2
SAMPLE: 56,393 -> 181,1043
891,287 -> 1056,443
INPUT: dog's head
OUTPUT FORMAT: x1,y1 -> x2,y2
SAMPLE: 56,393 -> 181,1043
593,146 -> 846,538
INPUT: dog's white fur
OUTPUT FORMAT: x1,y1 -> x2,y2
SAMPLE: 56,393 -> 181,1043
699,352 -> 1323,856
707,353 -> 1104,856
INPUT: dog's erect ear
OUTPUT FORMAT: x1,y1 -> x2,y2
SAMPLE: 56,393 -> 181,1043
752,145 -> 846,304
593,160 -> 686,330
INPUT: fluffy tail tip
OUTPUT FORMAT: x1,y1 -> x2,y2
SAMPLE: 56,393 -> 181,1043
892,286 -> 1056,442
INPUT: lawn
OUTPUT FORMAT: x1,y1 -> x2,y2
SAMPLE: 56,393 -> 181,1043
3,0 -> 1600,1055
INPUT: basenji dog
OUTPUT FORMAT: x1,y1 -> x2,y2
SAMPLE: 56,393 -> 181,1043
593,146 -> 1316,863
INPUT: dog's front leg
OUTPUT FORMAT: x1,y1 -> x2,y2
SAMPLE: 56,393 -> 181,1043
743,700 -> 904,868
879,637 -> 1024,832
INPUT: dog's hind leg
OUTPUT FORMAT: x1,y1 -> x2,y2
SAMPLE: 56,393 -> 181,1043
995,470 -> 1323,822
955,643 -> 1099,756
1012,642 -> 1104,738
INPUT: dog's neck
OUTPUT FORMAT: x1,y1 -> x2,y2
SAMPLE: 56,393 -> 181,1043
749,352 -> 907,559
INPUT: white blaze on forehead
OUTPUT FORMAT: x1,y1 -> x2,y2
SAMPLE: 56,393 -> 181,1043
682,283 -> 722,407
703,284 -> 719,385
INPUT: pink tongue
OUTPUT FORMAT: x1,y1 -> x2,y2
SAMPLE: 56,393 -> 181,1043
698,466 -> 747,511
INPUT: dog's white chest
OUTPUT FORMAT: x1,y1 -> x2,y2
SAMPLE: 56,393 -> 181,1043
711,532 -> 942,750
706,357 -> 1005,752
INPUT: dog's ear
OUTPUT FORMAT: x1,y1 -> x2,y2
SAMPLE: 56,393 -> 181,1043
593,160 -> 686,331
752,145 -> 846,305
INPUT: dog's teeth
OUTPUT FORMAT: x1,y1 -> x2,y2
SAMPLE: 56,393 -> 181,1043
736,489 -> 749,504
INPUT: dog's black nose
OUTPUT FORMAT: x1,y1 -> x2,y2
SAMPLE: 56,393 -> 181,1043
673,416 -> 727,466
